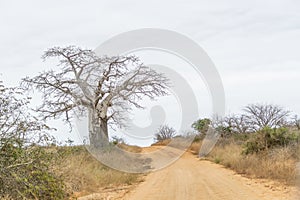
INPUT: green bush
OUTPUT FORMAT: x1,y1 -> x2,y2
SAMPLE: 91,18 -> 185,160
243,127 -> 299,155
215,125 -> 233,138
0,139 -> 67,199
0,82 -> 67,199
192,118 -> 211,134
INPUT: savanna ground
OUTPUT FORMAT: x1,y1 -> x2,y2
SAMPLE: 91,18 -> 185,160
52,144 -> 143,199
2,45 -> 299,199
191,138 -> 300,186
69,135 -> 300,200
2,136 -> 299,200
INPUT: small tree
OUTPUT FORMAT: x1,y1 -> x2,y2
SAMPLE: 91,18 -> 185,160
154,125 -> 176,141
192,117 -> 235,138
22,46 -> 169,147
224,115 -> 251,134
0,82 -> 50,146
192,118 -> 211,135
243,104 -> 290,131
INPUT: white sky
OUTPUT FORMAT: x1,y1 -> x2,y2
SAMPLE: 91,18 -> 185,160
1,0 -> 299,145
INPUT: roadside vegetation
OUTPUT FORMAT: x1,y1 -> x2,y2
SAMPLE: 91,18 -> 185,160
51,145 -> 141,198
0,80 -> 142,199
2,75 -> 299,199
191,104 -> 300,185
0,82 -> 65,199
1,45 -> 299,198
1,45 -> 168,199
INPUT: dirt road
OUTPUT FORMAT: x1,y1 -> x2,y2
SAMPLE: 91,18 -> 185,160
123,151 -> 297,200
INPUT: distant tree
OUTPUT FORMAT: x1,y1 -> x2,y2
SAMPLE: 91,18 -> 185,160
22,46 -> 169,147
224,115 -> 251,134
192,117 -> 235,138
111,135 -> 125,145
292,115 -> 300,130
154,125 -> 176,141
211,116 -> 233,138
192,118 -> 211,135
243,104 -> 290,131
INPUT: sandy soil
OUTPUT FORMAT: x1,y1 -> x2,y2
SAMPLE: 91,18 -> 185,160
122,151 -> 298,200
79,148 -> 299,200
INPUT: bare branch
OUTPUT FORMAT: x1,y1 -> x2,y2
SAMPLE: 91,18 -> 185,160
243,104 -> 290,131
22,46 -> 170,144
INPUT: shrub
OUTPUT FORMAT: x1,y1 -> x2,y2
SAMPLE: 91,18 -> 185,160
243,127 -> 299,155
111,136 -> 125,145
208,142 -> 298,184
0,139 -> 66,199
0,82 -> 66,199
215,125 -> 233,138
192,118 -> 211,134
154,125 -> 176,141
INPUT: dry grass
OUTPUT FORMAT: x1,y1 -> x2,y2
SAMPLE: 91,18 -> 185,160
189,141 -> 202,154
209,142 -> 298,184
191,140 -> 299,185
151,139 -> 172,146
51,146 -> 142,198
117,143 -> 142,153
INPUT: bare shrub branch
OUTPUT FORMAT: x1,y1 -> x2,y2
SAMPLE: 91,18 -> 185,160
155,125 -> 176,141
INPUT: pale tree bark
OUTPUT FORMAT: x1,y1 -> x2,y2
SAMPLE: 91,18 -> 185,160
22,46 -> 169,147
88,108 -> 108,147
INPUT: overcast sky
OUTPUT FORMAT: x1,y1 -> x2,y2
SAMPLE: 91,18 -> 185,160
1,0 -> 299,144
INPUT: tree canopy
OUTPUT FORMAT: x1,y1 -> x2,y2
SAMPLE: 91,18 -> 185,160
22,46 -> 170,146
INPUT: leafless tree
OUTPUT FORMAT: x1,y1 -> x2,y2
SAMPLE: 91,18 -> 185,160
210,115 -> 234,138
22,46 -> 170,147
154,125 -> 176,141
224,115 -> 251,134
243,104 -> 290,131
292,115 -> 300,130
0,81 -> 50,146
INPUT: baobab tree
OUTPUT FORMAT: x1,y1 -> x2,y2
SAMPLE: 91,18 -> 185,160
22,46 -> 169,147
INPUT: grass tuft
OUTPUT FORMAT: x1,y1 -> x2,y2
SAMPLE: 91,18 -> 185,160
190,140 -> 299,185
51,146 -> 141,198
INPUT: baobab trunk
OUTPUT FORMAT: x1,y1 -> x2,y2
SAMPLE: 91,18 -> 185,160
88,109 -> 109,148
